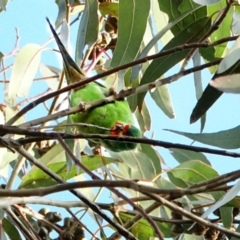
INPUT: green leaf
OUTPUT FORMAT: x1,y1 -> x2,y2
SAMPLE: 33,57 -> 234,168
166,126 -> 240,149
7,44 -> 42,106
193,50 -> 206,132
39,64 -> 60,91
135,101 -> 151,132
110,0 -> 150,68
217,37 -> 240,74
3,105 -> 25,126
155,178 -> 177,189
33,143 -> 65,166
232,10 -> 240,35
70,4 -> 84,16
194,0 -> 221,5
55,0 -> 79,27
167,160 -> 218,187
208,0 -> 232,58
170,148 -> 211,165
210,74 -> 240,93
202,180 -> 240,219
75,0 -> 99,64
0,151 -> 17,179
131,4 -> 202,80
112,148 -> 158,180
150,85 -> 174,119
141,144 -> 162,174
20,155 -> 118,189
220,207 -> 233,229
158,0 -> 207,36
138,17 -> 211,111
190,27 -> 240,124
99,2 -> 119,17
119,212 -> 174,238
190,84 -> 222,124
3,218 -> 21,240
180,234 -> 204,240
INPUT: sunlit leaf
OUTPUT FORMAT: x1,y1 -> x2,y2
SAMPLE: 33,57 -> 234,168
190,37 -> 240,124
99,2 -> 118,17
217,37 -> 240,74
131,5 -> 202,80
7,44 -> 42,106
138,17 -> 211,112
201,179 -> 240,219
232,10 -> 240,35
20,154 -> 119,189
167,160 -> 218,187
39,64 -> 60,90
112,149 -> 157,180
193,0 -> 221,5
170,148 -> 211,165
210,74 -> 240,93
70,4 -> 84,16
166,126 -> 240,149
135,101 -> 151,132
150,85 -> 175,119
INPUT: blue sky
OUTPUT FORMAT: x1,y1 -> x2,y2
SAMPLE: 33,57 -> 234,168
1,0 -> 240,238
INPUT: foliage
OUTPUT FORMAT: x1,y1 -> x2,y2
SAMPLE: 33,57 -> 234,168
0,0 -> 240,239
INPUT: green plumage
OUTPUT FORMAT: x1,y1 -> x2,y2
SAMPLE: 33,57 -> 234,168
47,18 -> 141,152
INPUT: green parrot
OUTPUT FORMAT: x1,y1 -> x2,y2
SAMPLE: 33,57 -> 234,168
46,18 -> 141,152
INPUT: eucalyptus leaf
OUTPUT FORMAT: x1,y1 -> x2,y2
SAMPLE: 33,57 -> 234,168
193,0 -> 221,5
20,154 -> 118,189
166,126 -> 240,149
110,0 -> 150,74
210,74 -> 240,93
138,17 -> 211,111
75,0 -> 99,64
3,218 -> 21,240
201,179 -> 240,218
7,44 -> 42,106
167,160 -> 218,187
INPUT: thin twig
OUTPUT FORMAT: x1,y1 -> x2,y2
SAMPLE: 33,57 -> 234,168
8,59 -> 220,129
57,135 -> 164,240
6,34 -> 234,126
13,145 -> 137,240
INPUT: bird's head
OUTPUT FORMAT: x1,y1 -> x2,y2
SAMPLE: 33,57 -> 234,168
110,122 -> 141,137
101,122 -> 141,152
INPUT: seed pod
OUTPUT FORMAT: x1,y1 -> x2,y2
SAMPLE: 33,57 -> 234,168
204,228 -> 219,240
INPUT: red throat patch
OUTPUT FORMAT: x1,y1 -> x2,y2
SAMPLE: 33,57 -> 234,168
110,122 -> 130,136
